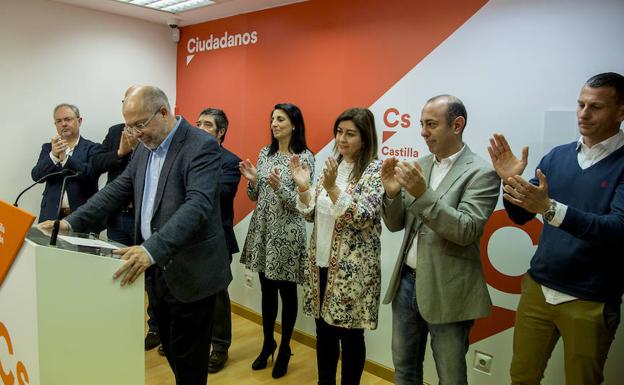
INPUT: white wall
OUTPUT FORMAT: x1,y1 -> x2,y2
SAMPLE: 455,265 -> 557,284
0,0 -> 177,217
230,0 -> 624,384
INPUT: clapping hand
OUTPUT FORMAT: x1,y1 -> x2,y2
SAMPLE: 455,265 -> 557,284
381,157 -> 400,198
322,157 -> 339,192
488,133 -> 528,182
239,159 -> 258,187
503,169 -> 551,214
268,168 -> 281,191
289,154 -> 311,191
394,161 -> 426,198
51,135 -> 68,161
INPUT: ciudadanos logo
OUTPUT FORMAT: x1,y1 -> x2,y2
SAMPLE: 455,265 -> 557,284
185,30 -> 259,65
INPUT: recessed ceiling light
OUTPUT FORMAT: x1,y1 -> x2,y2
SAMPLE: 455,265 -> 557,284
113,0 -> 216,14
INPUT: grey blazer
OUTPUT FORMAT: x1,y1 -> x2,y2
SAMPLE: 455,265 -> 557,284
67,118 -> 232,303
382,146 -> 500,323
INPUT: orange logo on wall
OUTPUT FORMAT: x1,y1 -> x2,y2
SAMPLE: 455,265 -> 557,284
176,0 -> 489,224
0,322 -> 30,385
380,107 -> 420,159
469,209 -> 544,343
0,200 -> 35,287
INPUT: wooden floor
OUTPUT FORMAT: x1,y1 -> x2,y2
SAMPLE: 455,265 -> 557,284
145,312 -> 393,385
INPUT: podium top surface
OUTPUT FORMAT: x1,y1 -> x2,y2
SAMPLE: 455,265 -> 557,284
27,227 -> 125,258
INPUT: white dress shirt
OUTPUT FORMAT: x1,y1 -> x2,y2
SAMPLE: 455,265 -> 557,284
297,160 -> 354,267
404,145 -> 465,269
49,136 -> 80,209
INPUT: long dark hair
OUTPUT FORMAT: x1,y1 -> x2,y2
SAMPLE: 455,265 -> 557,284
333,108 -> 378,183
268,103 -> 309,155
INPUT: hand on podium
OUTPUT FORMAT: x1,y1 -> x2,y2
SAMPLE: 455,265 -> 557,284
113,246 -> 153,286
37,219 -> 69,233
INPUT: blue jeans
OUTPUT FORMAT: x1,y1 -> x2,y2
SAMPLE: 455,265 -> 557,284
392,268 -> 473,385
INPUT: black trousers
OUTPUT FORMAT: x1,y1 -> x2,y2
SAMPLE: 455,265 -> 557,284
316,267 -> 366,385
146,266 -> 216,385
258,272 -> 298,350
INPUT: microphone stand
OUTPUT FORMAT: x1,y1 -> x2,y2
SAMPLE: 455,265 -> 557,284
50,172 -> 80,246
13,168 -> 71,207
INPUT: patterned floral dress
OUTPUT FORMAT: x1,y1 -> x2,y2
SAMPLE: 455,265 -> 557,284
240,146 -> 315,283
301,160 -> 384,329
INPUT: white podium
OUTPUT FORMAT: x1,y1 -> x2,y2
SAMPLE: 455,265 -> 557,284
0,228 -> 144,385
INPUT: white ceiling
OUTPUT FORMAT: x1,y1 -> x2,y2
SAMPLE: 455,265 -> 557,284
51,0 -> 306,27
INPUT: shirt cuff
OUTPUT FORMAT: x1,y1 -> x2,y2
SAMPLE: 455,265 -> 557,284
383,192 -> 398,205
547,200 -> 567,227
141,245 -> 155,265
329,191 -> 352,216
63,220 -> 72,232
296,189 -> 314,213
49,151 -> 61,165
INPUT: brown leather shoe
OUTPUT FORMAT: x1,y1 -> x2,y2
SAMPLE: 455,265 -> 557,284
208,351 -> 228,373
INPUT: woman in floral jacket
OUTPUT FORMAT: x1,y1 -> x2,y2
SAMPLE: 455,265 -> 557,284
290,107 -> 383,385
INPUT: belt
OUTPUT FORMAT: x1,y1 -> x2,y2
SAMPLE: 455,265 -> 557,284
59,207 -> 71,218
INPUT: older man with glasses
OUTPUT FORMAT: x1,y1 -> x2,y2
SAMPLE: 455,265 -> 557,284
40,86 -> 231,385
31,103 -> 101,222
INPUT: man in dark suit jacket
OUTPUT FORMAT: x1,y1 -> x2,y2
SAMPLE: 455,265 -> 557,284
195,108 -> 242,373
91,123 -> 137,245
40,86 -> 232,385
31,103 -> 101,222
90,122 -> 164,351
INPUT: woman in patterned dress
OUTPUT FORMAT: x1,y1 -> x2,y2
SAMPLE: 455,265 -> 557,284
239,103 -> 314,378
290,107 -> 383,385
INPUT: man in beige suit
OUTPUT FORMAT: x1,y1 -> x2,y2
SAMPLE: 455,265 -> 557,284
381,95 -> 500,385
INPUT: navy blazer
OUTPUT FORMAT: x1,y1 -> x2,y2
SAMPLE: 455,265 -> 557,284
220,146 -> 241,257
66,118 -> 231,302
31,136 -> 101,222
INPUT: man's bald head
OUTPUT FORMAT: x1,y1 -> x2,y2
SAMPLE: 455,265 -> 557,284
425,94 -> 468,132
123,85 -> 171,116
122,85 -> 175,150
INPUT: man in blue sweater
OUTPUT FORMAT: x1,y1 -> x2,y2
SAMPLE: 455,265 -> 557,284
488,72 -> 624,385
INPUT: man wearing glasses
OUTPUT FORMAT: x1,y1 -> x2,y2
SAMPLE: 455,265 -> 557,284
31,103 -> 101,222
40,86 -> 231,385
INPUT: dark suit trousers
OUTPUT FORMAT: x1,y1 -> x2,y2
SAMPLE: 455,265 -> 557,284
147,266 -> 216,385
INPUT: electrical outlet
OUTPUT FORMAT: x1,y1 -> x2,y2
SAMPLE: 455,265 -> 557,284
473,351 -> 493,374
244,272 -> 254,288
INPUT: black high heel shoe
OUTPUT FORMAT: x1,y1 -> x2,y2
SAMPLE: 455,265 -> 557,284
252,340 -> 277,370
272,346 -> 293,379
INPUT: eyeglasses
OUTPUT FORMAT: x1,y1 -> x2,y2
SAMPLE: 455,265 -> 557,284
125,109 -> 160,135
54,117 -> 76,125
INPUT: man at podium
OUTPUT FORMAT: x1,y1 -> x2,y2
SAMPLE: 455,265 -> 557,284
39,85 -> 232,385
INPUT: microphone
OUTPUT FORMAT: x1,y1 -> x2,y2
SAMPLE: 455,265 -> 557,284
14,168 -> 75,207
49,171 -> 81,246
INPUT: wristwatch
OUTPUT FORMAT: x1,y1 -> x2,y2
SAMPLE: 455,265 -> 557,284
542,199 -> 557,223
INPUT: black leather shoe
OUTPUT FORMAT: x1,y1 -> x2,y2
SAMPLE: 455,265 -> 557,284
157,345 -> 166,356
208,350 -> 228,373
251,340 -> 277,370
145,331 -> 160,351
272,346 -> 292,379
